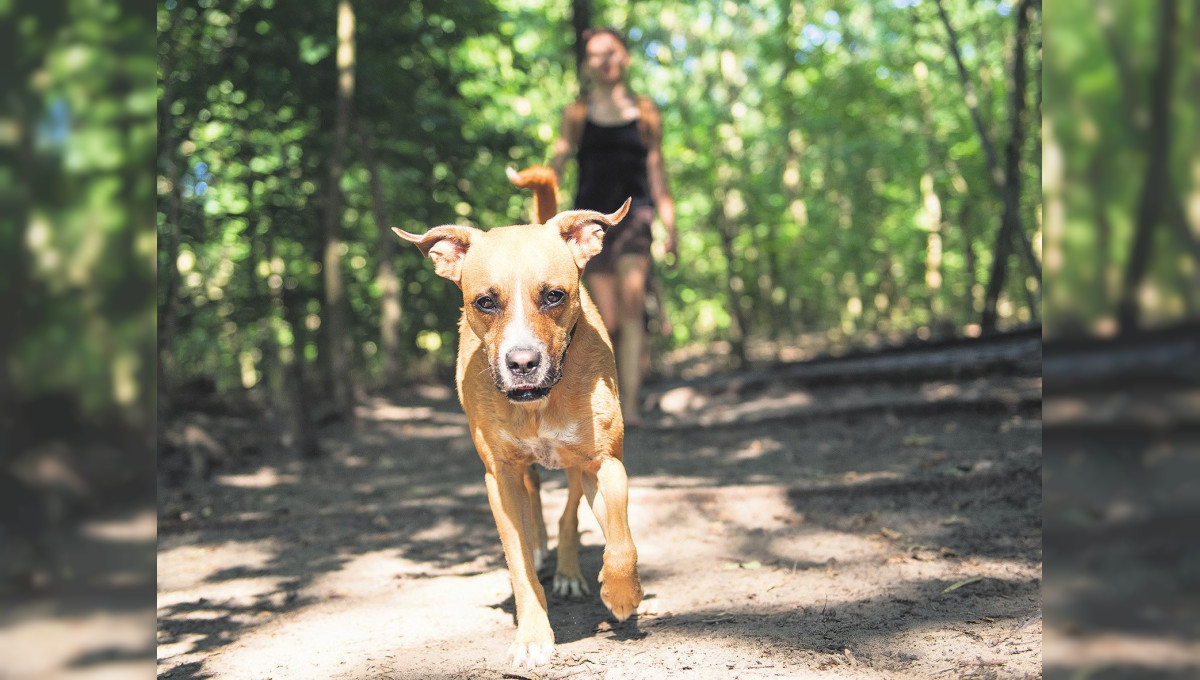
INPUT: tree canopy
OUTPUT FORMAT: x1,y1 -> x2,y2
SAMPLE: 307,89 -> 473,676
3,0 -> 156,428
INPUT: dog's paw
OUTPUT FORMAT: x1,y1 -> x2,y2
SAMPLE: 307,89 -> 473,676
508,641 -> 553,669
511,628 -> 556,671
552,569 -> 591,598
599,566 -> 643,622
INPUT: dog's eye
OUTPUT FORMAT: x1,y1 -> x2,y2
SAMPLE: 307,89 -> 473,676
543,289 -> 566,307
474,295 -> 497,312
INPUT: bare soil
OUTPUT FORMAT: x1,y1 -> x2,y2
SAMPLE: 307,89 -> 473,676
157,345 -> 1042,679
1041,329 -> 1200,680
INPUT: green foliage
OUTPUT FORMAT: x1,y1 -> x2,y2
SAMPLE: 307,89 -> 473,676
157,0 -> 1043,394
3,0 -> 156,422
1043,1 -> 1198,335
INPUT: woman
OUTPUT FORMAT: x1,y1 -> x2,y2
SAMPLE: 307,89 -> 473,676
550,26 -> 677,427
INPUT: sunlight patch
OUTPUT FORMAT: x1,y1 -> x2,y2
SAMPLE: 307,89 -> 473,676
410,517 -> 465,543
733,437 -> 784,461
1046,633 -> 1200,671
360,403 -> 436,422
216,466 -> 299,489
157,539 -> 280,593
81,508 -> 156,542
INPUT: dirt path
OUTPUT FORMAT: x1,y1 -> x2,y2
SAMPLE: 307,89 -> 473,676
157,354 -> 1042,679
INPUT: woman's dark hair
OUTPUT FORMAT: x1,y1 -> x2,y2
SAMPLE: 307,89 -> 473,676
582,26 -> 627,49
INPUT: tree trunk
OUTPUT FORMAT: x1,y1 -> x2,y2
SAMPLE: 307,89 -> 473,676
285,354 -> 322,459
1117,0 -> 1177,333
1,76 -> 36,444
258,224 -> 285,440
158,76 -> 184,437
1167,195 -> 1200,313
1032,5 -> 1042,207
775,0 -> 801,335
1023,1 -> 1044,322
714,191 -> 749,369
932,0 -> 1000,186
719,236 -> 749,367
322,0 -> 357,419
159,174 -> 182,397
912,61 -> 945,324
981,0 -> 1037,332
245,195 -> 274,398
357,121 -> 403,387
1100,0 -> 1199,316
572,0 -> 592,86
280,276 -> 322,459
959,201 -> 980,320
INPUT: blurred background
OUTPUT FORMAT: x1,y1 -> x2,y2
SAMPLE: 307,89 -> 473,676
1,0 -> 157,678
1042,1 -> 1200,678
154,0 -> 1041,432
0,0 -> 1194,677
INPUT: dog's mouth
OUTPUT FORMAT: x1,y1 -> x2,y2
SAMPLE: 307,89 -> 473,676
505,386 -> 552,402
495,364 -> 562,403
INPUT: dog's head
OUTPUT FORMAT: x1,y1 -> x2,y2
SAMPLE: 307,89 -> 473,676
394,199 -> 630,403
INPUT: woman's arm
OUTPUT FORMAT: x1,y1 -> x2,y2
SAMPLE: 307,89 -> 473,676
549,133 -> 573,178
647,146 -> 676,257
550,103 -> 583,178
644,104 -> 677,263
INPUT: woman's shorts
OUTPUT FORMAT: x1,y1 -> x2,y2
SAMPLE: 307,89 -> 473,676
585,204 -> 655,276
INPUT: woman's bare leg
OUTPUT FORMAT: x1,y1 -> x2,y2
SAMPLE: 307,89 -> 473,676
615,254 -> 649,426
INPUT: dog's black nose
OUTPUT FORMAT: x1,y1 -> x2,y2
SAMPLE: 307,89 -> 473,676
506,348 -> 541,376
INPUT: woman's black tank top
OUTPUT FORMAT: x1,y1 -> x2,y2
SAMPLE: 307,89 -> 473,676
574,118 -> 653,213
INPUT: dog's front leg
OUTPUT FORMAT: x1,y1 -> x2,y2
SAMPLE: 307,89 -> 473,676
553,467 -> 589,597
522,465 -> 551,573
583,457 -> 643,621
485,464 -> 555,668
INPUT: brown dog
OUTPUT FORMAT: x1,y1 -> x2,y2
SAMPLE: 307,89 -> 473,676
393,166 -> 643,669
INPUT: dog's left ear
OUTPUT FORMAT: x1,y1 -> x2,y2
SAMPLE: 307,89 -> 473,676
392,225 -> 481,285
551,198 -> 632,269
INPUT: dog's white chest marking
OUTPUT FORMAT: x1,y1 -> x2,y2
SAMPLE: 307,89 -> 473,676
502,423 -> 582,469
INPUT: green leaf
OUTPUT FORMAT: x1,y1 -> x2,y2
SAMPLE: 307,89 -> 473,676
299,35 -> 332,65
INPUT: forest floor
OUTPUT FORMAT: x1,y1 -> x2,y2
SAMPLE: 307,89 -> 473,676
155,334 -> 1043,679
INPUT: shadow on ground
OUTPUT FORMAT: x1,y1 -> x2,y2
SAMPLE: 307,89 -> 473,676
158,368 -> 1042,679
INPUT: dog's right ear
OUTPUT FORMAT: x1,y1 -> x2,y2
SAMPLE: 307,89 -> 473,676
551,198 -> 632,270
392,225 -> 481,285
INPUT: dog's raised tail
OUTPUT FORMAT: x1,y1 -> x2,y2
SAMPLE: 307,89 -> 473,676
506,166 -> 558,225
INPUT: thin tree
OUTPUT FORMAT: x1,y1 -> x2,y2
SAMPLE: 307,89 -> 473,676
572,0 -> 592,83
157,14 -> 184,438
932,0 -> 1041,332
1116,0 -> 1183,331
321,0 -> 357,420
981,0 -> 1038,332
358,121 -> 403,387
1101,0 -> 1200,306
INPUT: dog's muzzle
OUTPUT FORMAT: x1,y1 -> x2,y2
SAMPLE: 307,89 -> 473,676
493,324 -> 577,402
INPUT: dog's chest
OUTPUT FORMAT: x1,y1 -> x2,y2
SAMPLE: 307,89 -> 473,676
500,422 -> 583,469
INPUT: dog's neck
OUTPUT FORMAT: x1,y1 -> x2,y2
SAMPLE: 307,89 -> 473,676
558,320 -> 578,368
